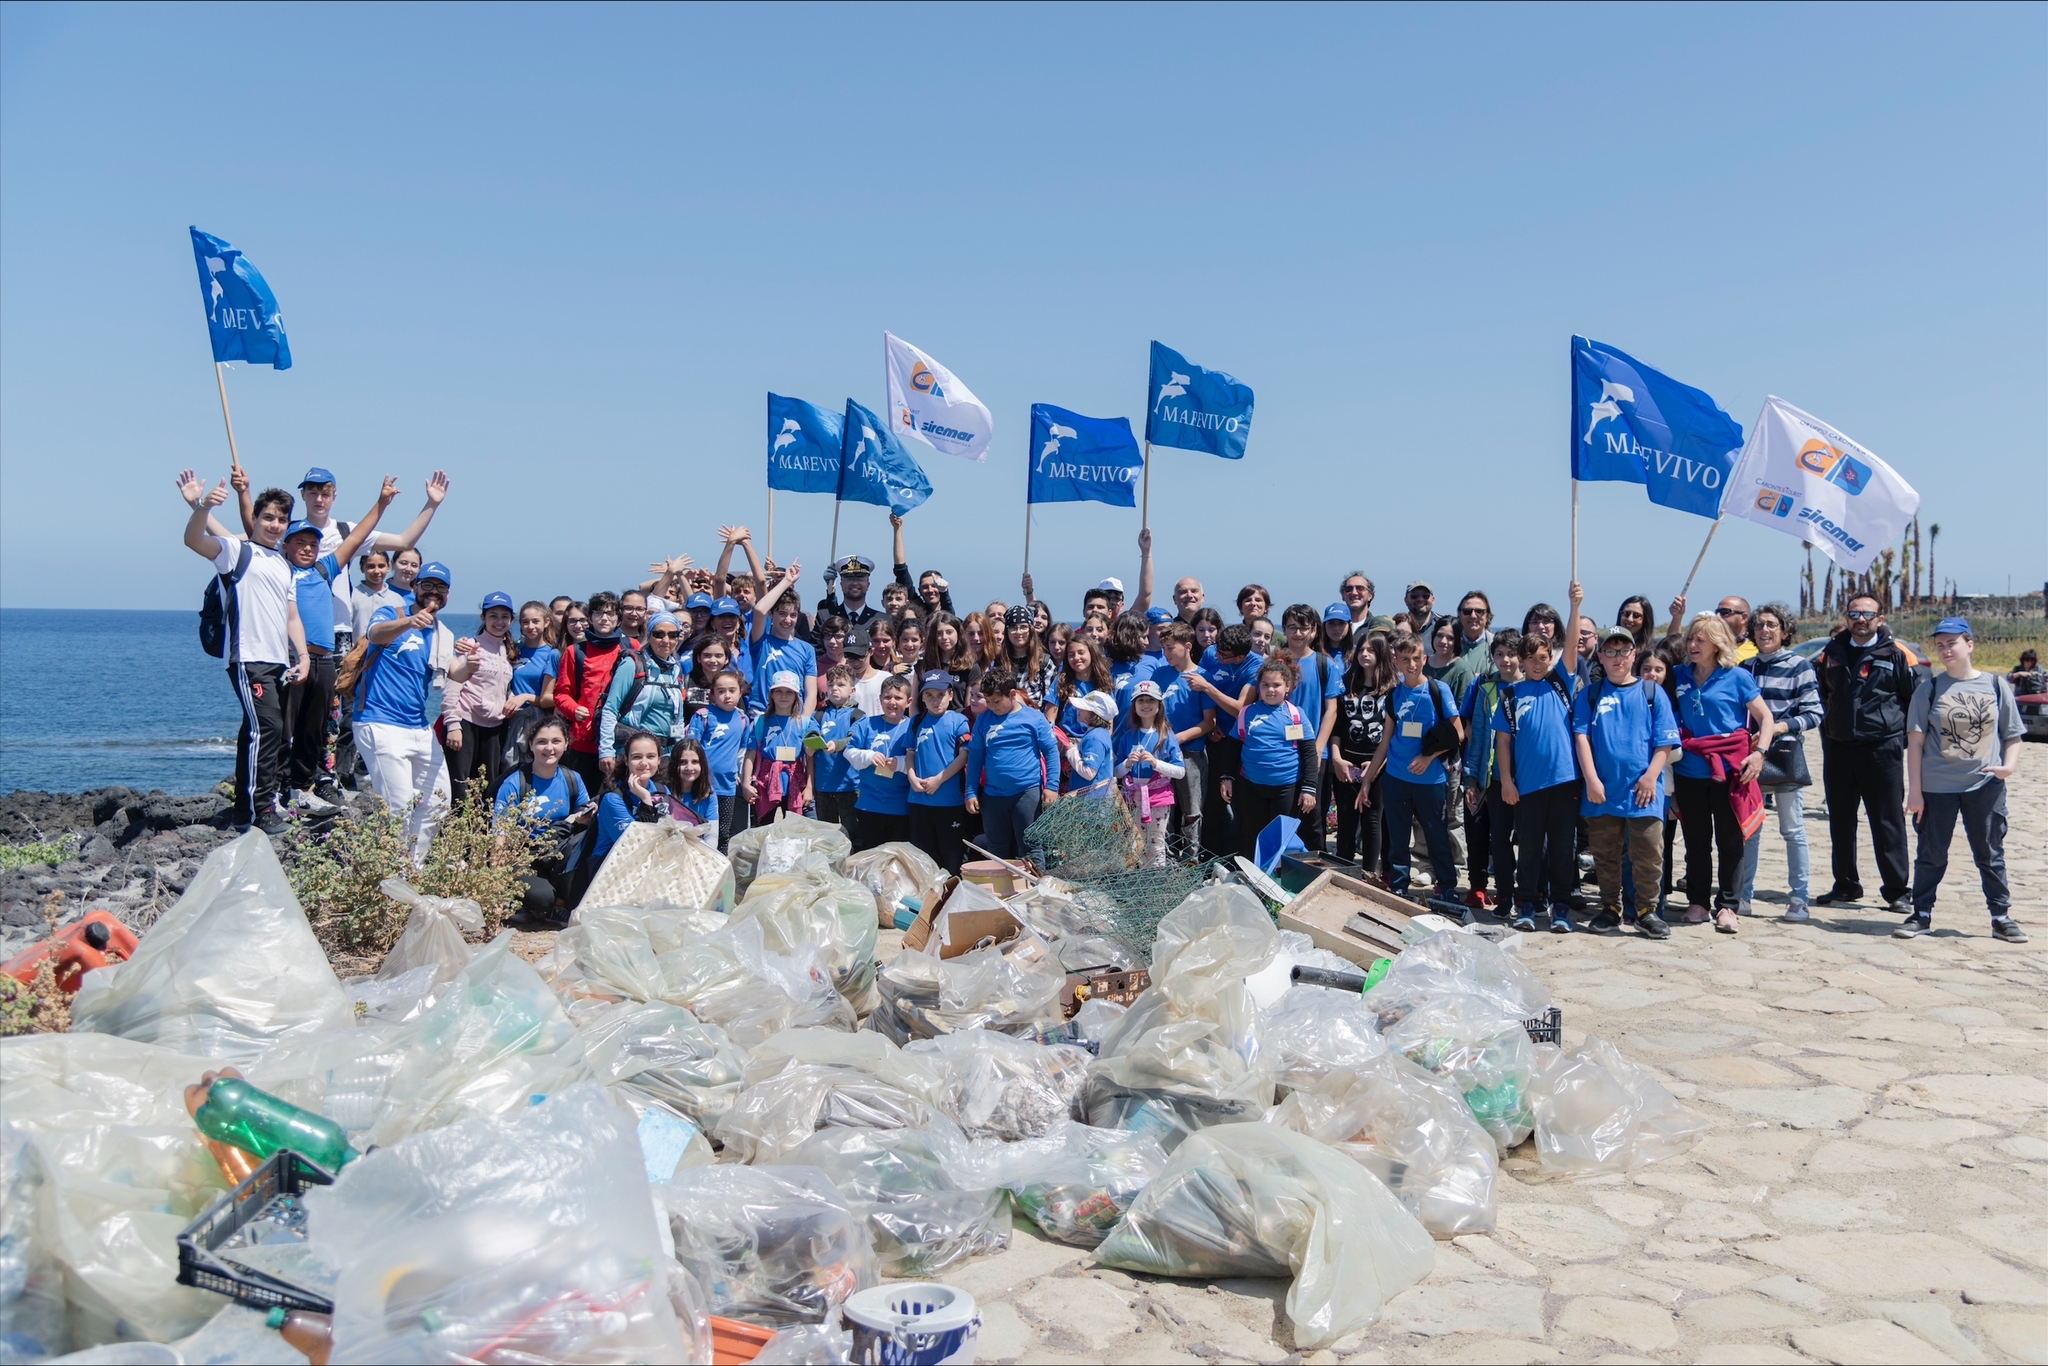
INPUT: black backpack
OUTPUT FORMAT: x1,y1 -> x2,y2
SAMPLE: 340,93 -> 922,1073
199,542 -> 253,660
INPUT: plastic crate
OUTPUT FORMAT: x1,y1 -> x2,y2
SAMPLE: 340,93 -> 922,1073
1524,1006 -> 1562,1045
176,1149 -> 336,1314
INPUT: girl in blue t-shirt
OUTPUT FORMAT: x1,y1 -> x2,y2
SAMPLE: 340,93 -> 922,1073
847,675 -> 914,853
493,714 -> 593,924
659,738 -> 720,841
591,729 -> 668,871
1115,680 -> 1185,867
1223,657 -> 1318,862
906,674 -> 973,873
683,670 -> 749,850
741,672 -> 811,827
1059,691 -> 1116,797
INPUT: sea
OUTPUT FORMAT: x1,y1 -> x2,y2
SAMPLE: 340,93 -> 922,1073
0,608 -> 481,796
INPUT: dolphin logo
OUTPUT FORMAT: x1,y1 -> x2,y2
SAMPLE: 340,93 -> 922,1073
1155,372 -> 1190,410
205,257 -> 227,319
773,418 -> 801,454
1582,379 -> 1634,443
1037,423 -> 1079,471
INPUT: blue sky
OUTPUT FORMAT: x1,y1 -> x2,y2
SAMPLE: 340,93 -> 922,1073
3,3 -> 2041,622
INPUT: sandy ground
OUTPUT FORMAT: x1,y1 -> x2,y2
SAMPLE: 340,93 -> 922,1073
928,734 -> 2048,1365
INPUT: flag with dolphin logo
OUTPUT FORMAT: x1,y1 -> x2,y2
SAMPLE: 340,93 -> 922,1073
189,227 -> 292,369
766,393 -> 843,494
838,398 -> 932,515
1028,404 -> 1142,506
885,332 -> 994,462
1144,340 -> 1253,459
1571,336 -> 1744,519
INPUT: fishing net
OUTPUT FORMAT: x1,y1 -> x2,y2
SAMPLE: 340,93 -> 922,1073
1022,798 -> 1220,959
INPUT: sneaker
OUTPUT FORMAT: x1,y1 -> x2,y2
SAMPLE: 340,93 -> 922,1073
294,787 -> 338,814
1566,891 -> 1588,911
1637,914 -> 1672,939
1550,910 -> 1576,934
1683,904 -> 1712,924
1511,908 -> 1538,932
1714,908 -> 1739,934
254,807 -> 290,837
1887,897 -> 1914,916
313,779 -> 347,806
1893,915 -> 1932,939
1992,918 -> 2029,944
1814,888 -> 1863,907
1590,909 -> 1624,934
1466,889 -> 1495,912
1783,901 -> 1811,923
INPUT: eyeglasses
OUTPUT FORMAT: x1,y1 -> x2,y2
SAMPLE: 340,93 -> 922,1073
1459,606 -> 1488,616
649,630 -> 681,640
1342,585 -> 1369,596
1715,607 -> 1745,617
1846,610 -> 1877,621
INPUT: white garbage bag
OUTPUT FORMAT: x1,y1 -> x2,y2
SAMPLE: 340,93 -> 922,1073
374,879 -> 480,988
904,1031 -> 1091,1141
573,1000 -> 747,1126
659,919 -> 856,1048
732,854 -> 880,1008
742,1029 -> 945,1104
1528,1035 -> 1709,1173
786,1126 -> 1010,1278
1364,928 -> 1553,1027
959,1121 -> 1168,1247
582,820 -> 736,915
713,1067 -> 946,1165
840,844 -> 944,928
727,816 -> 851,899
1,1122 -> 70,1362
1376,992 -> 1536,1153
306,1083 -> 688,1364
72,831 -> 349,1063
1094,1122 -> 1435,1349
866,931 -> 1064,1044
1260,981 -> 1388,1091
653,1165 -> 879,1327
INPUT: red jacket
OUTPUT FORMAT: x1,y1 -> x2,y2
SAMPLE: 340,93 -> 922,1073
556,638 -> 627,754
1679,728 -> 1766,840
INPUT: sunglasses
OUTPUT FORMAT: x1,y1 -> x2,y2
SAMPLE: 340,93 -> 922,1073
1846,610 -> 1877,621
1459,606 -> 1488,616
1715,607 -> 1745,617
649,630 -> 681,640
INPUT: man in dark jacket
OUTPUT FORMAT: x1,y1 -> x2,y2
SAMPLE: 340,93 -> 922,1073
1815,594 -> 1919,913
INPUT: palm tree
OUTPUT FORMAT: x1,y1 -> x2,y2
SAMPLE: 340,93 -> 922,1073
1926,523 -> 1941,607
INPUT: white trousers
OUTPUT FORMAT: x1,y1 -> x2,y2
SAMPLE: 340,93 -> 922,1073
356,721 -> 450,863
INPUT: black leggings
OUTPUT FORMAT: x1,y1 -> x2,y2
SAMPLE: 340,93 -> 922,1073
1675,773 -> 1745,910
910,804 -> 967,873
1331,772 -> 1382,873
517,869 -> 572,923
1233,780 -> 1299,863
444,720 -> 507,813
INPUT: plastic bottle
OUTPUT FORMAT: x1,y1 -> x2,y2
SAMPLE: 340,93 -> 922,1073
267,1307 -> 334,1365
194,1077 -> 358,1172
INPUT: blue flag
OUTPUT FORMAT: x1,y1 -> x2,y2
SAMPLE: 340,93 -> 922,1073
1571,337 -> 1744,519
189,228 -> 291,369
1144,341 -> 1252,459
839,399 -> 932,515
1028,404 -> 1143,506
767,394 -> 844,494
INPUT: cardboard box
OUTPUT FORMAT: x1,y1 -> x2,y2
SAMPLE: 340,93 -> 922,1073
899,879 -> 1027,959
1278,869 -> 1414,967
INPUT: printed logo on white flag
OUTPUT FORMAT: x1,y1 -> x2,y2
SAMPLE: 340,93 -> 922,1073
1721,396 -> 1919,574
885,331 -> 994,463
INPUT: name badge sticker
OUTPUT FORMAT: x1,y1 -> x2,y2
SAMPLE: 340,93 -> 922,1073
1284,724 -> 1305,741
1402,721 -> 1424,738
775,746 -> 798,762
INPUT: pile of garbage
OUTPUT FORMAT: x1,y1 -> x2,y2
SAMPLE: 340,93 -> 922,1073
0,826 -> 1707,1361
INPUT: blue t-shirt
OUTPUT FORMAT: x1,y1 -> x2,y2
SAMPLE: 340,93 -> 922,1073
1114,726 -> 1185,781
684,706 -> 747,796
810,705 -> 860,793
1157,667 -> 1214,753
356,606 -> 435,729
493,765 -> 587,823
908,710 -> 972,807
1200,652 -> 1263,727
1506,674 -> 1580,794
292,554 -> 342,653
509,643 -> 560,701
595,781 -> 671,862
1289,654 -> 1344,757
1237,700 -> 1308,787
1063,725 -> 1114,795
1387,678 -> 1455,787
751,711 -> 810,762
967,706 -> 1060,797
1055,682 -> 1098,741
1573,677 -> 1681,818
1672,663 -> 1761,780
850,715 -> 913,815
750,634 -> 818,714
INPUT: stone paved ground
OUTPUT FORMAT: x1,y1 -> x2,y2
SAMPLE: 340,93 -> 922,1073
937,737 -> 2048,1364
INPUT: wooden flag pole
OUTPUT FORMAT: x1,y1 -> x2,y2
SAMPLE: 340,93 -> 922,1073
1677,516 -> 1724,603
1570,478 -> 1579,584
1140,441 -> 1152,529
1022,433 -> 1034,578
766,489 -> 776,565
827,499 -> 842,573
214,362 -> 243,473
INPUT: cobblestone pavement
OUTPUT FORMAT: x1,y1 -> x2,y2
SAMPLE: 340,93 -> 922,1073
940,737 -> 2048,1363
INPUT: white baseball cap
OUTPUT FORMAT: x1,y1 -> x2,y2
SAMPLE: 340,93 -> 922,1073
1074,692 -> 1118,722
769,671 -> 803,694
1095,577 -> 1126,595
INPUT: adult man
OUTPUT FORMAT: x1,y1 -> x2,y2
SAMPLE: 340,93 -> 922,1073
1441,591 -> 1496,702
180,471 -> 306,835
358,562 -> 463,862
1718,597 -> 1759,663
890,513 -> 956,617
1902,617 -> 2026,941
1338,572 -> 1377,631
1814,594 -> 1919,913
817,554 -> 883,631
1172,575 -> 1205,623
1404,580 -> 1448,641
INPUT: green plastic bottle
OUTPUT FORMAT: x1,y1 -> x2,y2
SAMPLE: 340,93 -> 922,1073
194,1077 -> 358,1172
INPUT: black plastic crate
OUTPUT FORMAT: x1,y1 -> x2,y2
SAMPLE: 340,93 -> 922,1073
1524,1006 -> 1562,1045
176,1149 -> 336,1314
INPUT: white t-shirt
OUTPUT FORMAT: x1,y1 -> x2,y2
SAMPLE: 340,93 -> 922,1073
852,669 -> 888,719
211,535 -> 294,666
352,585 -> 406,643
315,520 -> 354,624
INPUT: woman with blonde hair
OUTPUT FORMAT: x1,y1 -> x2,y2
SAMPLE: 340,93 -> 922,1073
1672,614 -> 1778,932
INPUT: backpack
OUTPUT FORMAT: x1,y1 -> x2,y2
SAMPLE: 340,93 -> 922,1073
199,542 -> 253,660
1503,671 -> 1573,735
508,765 -> 591,876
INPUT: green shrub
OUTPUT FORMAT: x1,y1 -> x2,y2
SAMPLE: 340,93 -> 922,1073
0,837 -> 75,871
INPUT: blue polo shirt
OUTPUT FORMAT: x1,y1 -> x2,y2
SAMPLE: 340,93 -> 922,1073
1671,663 -> 1760,780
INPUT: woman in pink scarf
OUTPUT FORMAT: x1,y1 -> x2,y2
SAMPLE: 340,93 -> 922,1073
1673,616 -> 1778,933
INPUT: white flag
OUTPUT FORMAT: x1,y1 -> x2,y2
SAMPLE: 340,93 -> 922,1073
885,332 -> 994,463
1721,395 -> 1919,574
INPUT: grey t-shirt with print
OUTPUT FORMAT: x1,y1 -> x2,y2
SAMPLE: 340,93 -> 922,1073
1908,672 -> 2022,793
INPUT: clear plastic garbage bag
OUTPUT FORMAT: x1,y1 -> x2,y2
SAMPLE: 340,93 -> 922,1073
653,1165 -> 879,1326
839,844 -> 944,929
658,919 -> 856,1049
1265,1056 -> 1498,1237
0,1035 -> 228,1345
1528,1035 -> 1709,1174
172,1302 -> 309,1365
1068,998 -> 1126,1043
72,832 -> 350,1064
1260,982 -> 1389,1092
727,816 -> 851,899
306,1083 -> 688,1365
1,1122 -> 70,1363
903,1031 -> 1091,1141
573,1000 -> 747,1126
1363,928 -> 1553,1029
866,932 -> 1064,1044
741,1029 -> 945,1104
732,854 -> 880,1008
338,965 -> 442,1027
1376,992 -> 1536,1153
374,879 -> 481,989
1055,934 -> 1139,973
1093,1122 -> 1435,1349
959,1121 -> 1168,1248
713,1067 -> 945,1165
752,1322 -> 852,1364
786,1127 -> 1010,1278
1148,884 -> 1280,984
582,820 -> 736,916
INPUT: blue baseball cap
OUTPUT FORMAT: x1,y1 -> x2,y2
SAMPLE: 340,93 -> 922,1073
1144,606 -> 1174,624
415,561 -> 452,587
711,596 -> 742,619
281,520 -> 321,542
1933,616 -> 1973,638
479,591 -> 514,613
298,467 -> 337,488
1323,603 -> 1350,622
685,592 -> 713,611
919,670 -> 954,692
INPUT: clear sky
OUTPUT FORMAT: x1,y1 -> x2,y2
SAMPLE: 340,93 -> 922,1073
3,3 -> 2042,623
